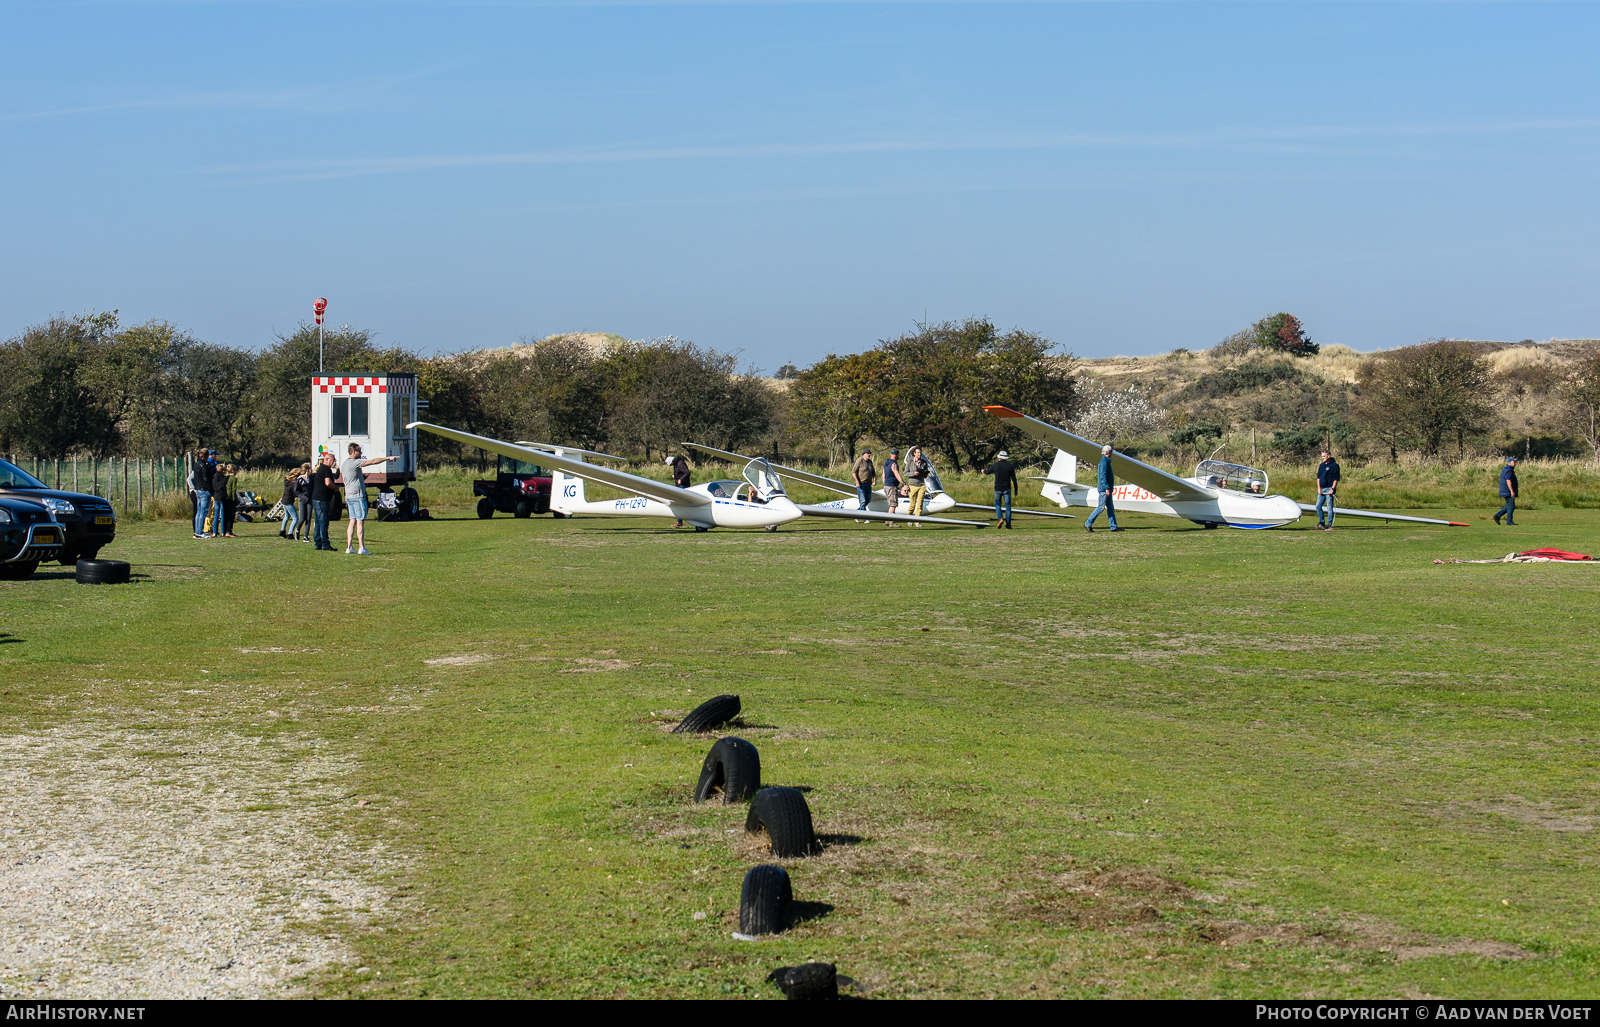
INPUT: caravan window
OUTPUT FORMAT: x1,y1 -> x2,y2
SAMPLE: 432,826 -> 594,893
330,396 -> 371,437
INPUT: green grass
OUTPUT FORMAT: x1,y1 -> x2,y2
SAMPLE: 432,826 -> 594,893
3,474 -> 1599,999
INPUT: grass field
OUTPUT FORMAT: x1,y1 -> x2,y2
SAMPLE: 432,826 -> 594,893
3,476 -> 1598,999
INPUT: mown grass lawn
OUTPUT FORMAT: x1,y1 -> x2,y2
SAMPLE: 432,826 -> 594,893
3,485 -> 1598,999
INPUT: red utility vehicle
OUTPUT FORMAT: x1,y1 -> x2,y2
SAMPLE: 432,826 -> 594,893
474,456 -> 555,519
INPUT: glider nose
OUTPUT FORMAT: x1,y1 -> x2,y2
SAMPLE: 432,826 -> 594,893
764,496 -> 804,526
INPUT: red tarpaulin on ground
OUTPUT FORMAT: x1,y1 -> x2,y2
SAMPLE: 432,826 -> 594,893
1515,548 -> 1592,561
1436,548 -> 1593,564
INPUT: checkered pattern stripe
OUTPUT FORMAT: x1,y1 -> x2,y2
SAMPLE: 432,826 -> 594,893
313,375 -> 416,395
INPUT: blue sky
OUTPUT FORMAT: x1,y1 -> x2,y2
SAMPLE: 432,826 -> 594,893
2,2 -> 1597,368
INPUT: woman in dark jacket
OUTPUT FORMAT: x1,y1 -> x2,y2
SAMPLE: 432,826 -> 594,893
214,461 -> 238,538
292,462 -> 313,540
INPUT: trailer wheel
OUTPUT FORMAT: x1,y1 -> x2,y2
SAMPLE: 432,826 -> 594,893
477,497 -> 495,519
745,786 -> 818,857
695,736 -> 761,802
739,865 -> 792,936
514,499 -> 531,519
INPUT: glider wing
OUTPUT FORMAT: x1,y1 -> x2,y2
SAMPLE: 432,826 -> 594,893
515,441 -> 628,463
411,423 -> 710,506
684,443 -> 856,497
947,501 -> 1077,520
795,504 -> 989,527
1295,503 -> 1468,527
984,406 -> 1212,502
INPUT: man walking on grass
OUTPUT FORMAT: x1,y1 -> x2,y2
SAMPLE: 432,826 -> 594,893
905,447 -> 932,523
984,450 -> 1017,529
1495,456 -> 1519,526
1086,444 -> 1121,533
342,443 -> 397,555
1315,450 -> 1341,530
852,449 -> 877,511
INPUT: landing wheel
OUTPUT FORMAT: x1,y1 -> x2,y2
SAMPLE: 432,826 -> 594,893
1203,522 -> 1217,530
765,525 -> 778,533
694,526 -> 709,533
477,497 -> 495,519
551,511 -> 567,519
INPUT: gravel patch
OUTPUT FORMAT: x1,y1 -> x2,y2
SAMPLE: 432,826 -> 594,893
1,721 -> 400,999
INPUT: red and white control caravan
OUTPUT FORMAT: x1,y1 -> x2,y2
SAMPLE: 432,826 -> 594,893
311,374 -> 419,486
984,405 -> 1469,530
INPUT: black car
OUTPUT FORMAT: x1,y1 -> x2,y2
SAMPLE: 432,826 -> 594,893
0,459 -> 117,564
0,494 -> 65,578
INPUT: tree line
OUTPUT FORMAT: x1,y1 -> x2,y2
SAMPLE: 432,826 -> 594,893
0,313 -> 1078,471
4,309 -> 1595,472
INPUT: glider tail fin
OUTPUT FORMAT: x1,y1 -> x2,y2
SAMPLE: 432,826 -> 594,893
1039,448 -> 1079,507
550,449 -> 586,513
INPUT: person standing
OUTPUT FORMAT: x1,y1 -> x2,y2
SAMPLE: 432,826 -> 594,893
342,443 -> 398,555
293,463 -> 313,540
207,454 -> 229,537
984,450 -> 1017,529
190,452 -> 214,540
279,468 -> 301,539
1495,457 -> 1519,525
880,448 -> 903,517
1086,444 -> 1121,533
852,449 -> 877,511
219,463 -> 240,537
1314,450 -> 1341,531
905,447 -> 932,523
310,453 -> 338,551
667,454 -> 691,527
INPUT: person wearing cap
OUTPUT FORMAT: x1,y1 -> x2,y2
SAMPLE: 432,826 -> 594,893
851,449 -> 877,511
905,447 -> 933,525
983,450 -> 1018,529
666,454 -> 691,527
1495,456 -> 1519,525
880,448 -> 904,522
1086,444 -> 1121,533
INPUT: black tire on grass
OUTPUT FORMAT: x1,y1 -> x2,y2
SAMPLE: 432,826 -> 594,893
672,694 -> 740,734
0,561 -> 38,580
694,736 -> 761,802
75,559 -> 131,585
767,962 -> 838,1000
739,865 -> 792,936
744,786 -> 817,857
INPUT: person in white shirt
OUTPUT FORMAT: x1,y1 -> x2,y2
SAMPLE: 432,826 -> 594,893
340,443 -> 397,555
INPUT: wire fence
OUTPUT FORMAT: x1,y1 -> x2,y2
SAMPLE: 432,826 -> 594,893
5,454 -> 194,516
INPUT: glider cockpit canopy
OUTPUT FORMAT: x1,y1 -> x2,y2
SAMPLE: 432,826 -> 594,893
744,457 -> 786,498
1195,459 -> 1267,495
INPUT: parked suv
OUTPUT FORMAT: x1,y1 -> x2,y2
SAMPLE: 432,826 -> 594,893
0,459 -> 117,564
0,494 -> 64,578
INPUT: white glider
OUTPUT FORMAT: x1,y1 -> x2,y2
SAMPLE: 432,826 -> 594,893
984,405 -> 1469,529
411,422 -> 801,531
515,441 -> 627,463
682,444 -> 990,527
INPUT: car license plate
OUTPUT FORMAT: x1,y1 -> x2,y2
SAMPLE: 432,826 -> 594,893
96,516 -> 114,525
37,529 -> 59,542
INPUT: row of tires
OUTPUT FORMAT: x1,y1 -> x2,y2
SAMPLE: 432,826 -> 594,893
675,693 -> 832,980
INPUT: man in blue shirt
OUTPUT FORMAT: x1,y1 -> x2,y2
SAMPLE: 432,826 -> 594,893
1314,450 -> 1340,530
1495,457 -> 1518,526
1086,444 -> 1121,532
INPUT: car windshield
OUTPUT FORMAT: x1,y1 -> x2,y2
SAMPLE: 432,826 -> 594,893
743,458 -> 785,498
498,456 -> 545,476
0,459 -> 47,489
1195,459 -> 1268,495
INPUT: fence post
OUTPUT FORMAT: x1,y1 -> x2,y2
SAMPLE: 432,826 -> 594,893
122,457 -> 129,513
137,458 -> 143,513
